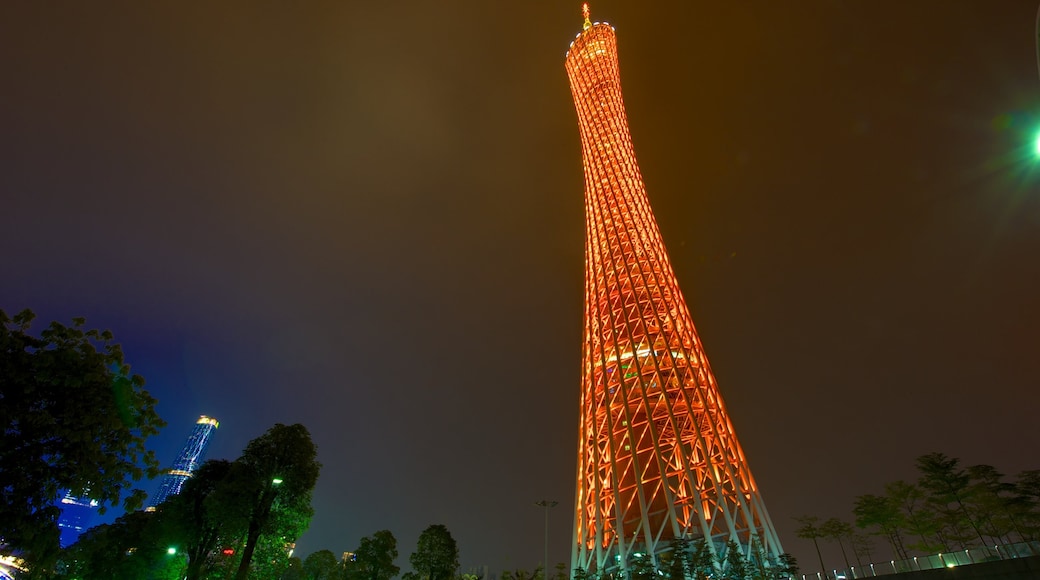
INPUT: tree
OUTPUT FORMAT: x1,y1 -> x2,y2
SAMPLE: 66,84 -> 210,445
627,552 -> 656,580
965,464 -> 1018,547
852,494 -> 908,561
281,556 -> 307,580
719,540 -> 749,580
234,423 -> 322,580
346,530 -> 400,580
688,538 -> 717,580
820,518 -> 853,573
409,524 -> 459,580
1013,470 -> 1040,542
915,452 -> 987,550
304,550 -> 340,580
659,537 -> 692,580
774,553 -> 799,579
793,516 -> 828,579
0,309 -> 165,570
884,480 -> 944,554
61,510 -> 184,580
161,459 -> 251,580
847,532 -> 875,569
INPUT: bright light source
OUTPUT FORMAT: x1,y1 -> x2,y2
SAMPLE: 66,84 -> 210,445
1034,131 -> 1040,157
272,478 -> 283,485
167,547 -> 177,555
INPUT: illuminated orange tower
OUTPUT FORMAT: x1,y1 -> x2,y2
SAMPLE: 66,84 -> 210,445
566,5 -> 781,574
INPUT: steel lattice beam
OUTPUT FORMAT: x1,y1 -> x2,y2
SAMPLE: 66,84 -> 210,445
565,11 -> 782,576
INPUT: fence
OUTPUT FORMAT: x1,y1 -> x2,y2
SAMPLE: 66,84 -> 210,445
799,540 -> 1040,579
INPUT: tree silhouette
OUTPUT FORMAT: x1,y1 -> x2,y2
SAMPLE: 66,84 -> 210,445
0,309 -> 165,571
233,423 -> 321,580
409,524 -> 459,580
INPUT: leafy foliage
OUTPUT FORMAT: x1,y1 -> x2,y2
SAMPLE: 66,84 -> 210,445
409,524 -> 459,580
233,423 -> 322,580
54,423 -> 319,580
794,515 -> 829,576
795,451 -> 1040,576
345,530 -> 400,580
303,549 -> 340,579
160,459 -> 250,580
819,518 -> 853,571
61,510 -> 184,580
0,309 -> 165,571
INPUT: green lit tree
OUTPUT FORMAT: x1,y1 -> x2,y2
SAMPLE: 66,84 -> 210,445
233,423 -> 322,580
0,309 -> 166,571
161,459 -> 251,580
61,510 -> 184,580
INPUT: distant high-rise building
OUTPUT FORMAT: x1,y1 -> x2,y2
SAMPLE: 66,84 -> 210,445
148,415 -> 219,508
565,4 -> 782,574
56,491 -> 99,548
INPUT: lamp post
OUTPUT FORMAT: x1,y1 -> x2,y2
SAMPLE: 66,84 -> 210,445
534,500 -> 558,580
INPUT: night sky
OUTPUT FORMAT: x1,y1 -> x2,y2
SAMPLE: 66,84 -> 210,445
3,1 -> 1040,575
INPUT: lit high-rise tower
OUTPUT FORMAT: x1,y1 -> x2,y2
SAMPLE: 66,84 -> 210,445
565,5 -> 781,574
148,415 -> 219,508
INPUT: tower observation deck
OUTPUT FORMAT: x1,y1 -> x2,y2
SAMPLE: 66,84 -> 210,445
148,415 -> 219,508
565,6 -> 782,574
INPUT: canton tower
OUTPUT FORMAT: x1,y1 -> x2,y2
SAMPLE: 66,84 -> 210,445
565,5 -> 781,574
148,415 -> 219,508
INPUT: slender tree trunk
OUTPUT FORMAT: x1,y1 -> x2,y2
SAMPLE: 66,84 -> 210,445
235,486 -> 276,580
836,537 -> 851,574
812,537 -> 827,580
235,521 -> 263,580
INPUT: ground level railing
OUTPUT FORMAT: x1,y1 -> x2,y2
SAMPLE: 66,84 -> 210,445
799,540 -> 1040,579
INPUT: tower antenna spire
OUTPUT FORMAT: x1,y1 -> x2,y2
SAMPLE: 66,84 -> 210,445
582,3 -> 592,30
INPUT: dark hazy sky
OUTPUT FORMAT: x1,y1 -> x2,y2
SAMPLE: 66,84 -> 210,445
3,1 -> 1039,575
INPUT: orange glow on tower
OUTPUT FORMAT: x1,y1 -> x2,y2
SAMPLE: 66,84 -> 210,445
565,6 -> 782,574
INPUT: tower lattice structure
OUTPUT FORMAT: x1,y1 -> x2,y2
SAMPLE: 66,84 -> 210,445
565,6 -> 781,574
148,415 -> 219,508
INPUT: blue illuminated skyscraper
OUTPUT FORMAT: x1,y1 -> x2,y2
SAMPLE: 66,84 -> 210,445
56,491 -> 99,547
148,415 -> 219,508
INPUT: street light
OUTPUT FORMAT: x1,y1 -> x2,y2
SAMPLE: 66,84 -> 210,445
534,500 -> 559,580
